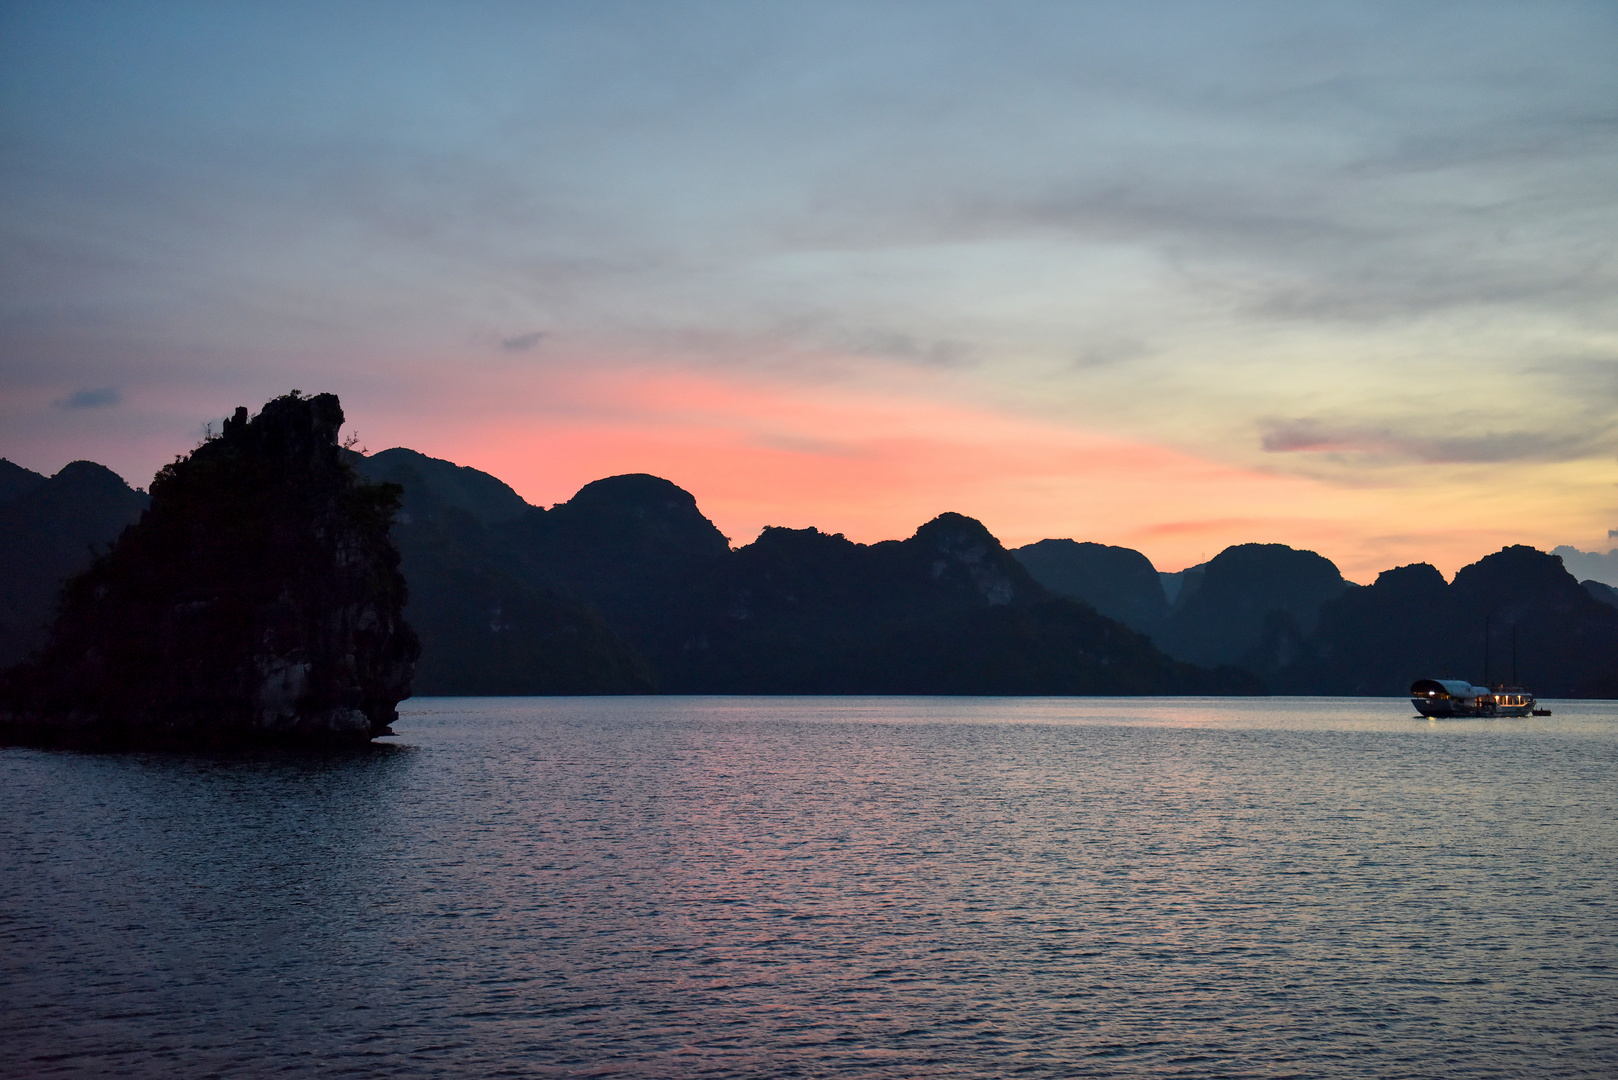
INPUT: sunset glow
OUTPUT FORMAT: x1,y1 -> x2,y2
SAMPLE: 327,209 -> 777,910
3,2 -> 1615,581
342,361 -> 1606,581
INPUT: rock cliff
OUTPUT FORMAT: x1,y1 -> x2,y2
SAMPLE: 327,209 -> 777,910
1153,543 -> 1353,669
1012,538 -> 1171,635
351,452 -> 653,695
0,392 -> 418,748
1270,546 -> 1618,696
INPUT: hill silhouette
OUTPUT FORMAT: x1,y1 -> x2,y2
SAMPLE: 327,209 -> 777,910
12,437 -> 1612,700
362,447 -> 532,524
1153,543 -> 1354,670
1270,546 -> 1618,696
0,458 -> 48,503
0,393 -> 417,747
350,455 -> 653,695
355,459 -> 1254,694
622,512 -> 1244,694
0,460 -> 150,669
1011,539 -> 1170,635
996,533 -> 1618,696
501,473 -> 735,667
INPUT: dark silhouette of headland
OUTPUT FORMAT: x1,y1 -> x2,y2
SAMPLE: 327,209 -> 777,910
347,458 -> 1259,696
1014,537 -> 1618,697
0,392 -> 418,749
6,405 -> 1616,709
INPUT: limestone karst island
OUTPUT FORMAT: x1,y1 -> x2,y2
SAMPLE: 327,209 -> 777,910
0,393 -> 418,749
4,391 -> 1618,751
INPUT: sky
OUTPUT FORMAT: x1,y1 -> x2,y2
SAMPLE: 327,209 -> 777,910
3,1 -> 1616,581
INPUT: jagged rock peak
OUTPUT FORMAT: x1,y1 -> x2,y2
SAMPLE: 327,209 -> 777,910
1453,545 -> 1579,598
910,512 -> 999,554
0,391 -> 419,749
1371,562 -> 1447,591
209,390 -> 343,471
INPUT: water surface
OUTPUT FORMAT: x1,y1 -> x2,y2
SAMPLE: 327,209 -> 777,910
4,696 -> 1615,1077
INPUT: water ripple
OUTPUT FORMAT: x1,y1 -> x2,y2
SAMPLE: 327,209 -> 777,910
3,697 -> 1616,1077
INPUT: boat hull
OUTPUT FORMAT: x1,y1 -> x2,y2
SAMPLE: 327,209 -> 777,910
1412,696 -> 1481,718
1410,679 -> 1535,718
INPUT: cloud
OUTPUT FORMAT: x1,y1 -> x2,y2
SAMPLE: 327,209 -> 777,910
500,332 -> 546,352
1259,417 -> 1596,464
52,387 -> 121,409
1610,528 -> 1618,539
948,147 -> 1618,332
1551,545 -> 1618,587
3,0 -> 1616,580
1073,336 -> 1148,369
804,325 -> 978,369
748,431 -> 872,459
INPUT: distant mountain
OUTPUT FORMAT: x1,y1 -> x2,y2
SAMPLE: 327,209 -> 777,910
655,513 -> 1244,694
340,460 -> 1254,695
28,441 -> 1609,699
350,453 -> 653,695
1023,537 -> 1618,695
1153,543 -> 1354,670
1011,539 -> 1169,635
1159,563 -> 1206,606
361,447 -> 532,524
0,459 -> 47,504
494,475 -> 1247,694
0,461 -> 150,668
1585,579 -> 1618,609
1273,546 -> 1618,697
1551,545 -> 1618,588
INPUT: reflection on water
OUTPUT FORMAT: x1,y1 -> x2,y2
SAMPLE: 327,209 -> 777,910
3,697 -> 1616,1077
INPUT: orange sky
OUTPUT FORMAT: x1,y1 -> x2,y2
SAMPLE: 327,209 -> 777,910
6,5 -> 1615,584
339,362 -> 1606,582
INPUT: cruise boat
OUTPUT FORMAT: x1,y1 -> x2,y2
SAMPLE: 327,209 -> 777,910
1410,679 -> 1536,718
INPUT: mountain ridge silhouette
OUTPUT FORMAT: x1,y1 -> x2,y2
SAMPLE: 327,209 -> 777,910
6,440 -> 1613,699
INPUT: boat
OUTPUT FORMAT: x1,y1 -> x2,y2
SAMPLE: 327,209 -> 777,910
1486,686 -> 1536,717
1410,679 -> 1537,718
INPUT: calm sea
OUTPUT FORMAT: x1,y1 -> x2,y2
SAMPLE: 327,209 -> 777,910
3,697 -> 1615,1078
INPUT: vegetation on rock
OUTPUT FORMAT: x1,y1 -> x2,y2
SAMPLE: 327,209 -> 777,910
0,393 -> 418,748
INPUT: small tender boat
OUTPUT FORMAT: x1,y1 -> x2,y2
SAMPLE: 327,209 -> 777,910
1410,679 -> 1536,718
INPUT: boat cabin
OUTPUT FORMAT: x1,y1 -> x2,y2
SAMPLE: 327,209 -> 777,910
1410,679 -> 1536,718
